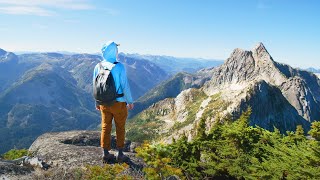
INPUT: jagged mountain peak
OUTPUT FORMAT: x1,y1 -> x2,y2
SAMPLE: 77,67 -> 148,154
229,48 -> 252,59
228,43 -> 274,65
252,42 -> 274,63
201,43 -> 320,130
205,43 -> 290,93
253,42 -> 267,54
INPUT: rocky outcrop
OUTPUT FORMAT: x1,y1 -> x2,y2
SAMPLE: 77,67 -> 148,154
1,131 -> 144,180
281,77 -> 320,121
0,160 -> 33,180
204,43 -> 288,93
203,43 -> 320,128
28,131 -> 141,166
236,80 -> 310,132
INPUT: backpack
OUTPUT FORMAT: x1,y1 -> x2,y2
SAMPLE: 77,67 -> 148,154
93,62 -> 124,106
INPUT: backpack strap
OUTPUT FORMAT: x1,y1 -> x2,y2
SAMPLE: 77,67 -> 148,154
98,61 -> 118,71
113,62 -> 124,98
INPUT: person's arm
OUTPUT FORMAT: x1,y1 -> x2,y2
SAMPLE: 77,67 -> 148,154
120,65 -> 134,109
93,65 -> 100,110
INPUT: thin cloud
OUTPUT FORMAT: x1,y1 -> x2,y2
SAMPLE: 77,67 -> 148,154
0,0 -> 94,9
0,0 -> 94,16
0,6 -> 55,16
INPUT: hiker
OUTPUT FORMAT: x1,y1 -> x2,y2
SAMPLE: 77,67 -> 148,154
93,41 -> 134,163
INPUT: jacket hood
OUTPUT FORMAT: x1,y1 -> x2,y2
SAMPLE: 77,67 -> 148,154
101,41 -> 118,63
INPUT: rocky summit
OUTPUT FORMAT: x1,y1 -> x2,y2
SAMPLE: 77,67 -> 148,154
0,131 -> 144,180
128,43 -> 320,142
204,43 -> 320,129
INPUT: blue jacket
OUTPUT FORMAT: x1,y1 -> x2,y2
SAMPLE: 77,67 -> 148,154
93,41 -> 133,104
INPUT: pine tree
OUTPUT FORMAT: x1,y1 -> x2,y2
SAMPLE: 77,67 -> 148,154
137,110 -> 320,179
309,121 -> 320,140
294,125 -> 305,142
196,118 -> 207,140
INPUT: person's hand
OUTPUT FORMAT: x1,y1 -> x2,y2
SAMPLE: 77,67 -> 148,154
127,103 -> 134,110
96,105 -> 100,111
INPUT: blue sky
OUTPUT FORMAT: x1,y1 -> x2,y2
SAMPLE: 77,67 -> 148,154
0,0 -> 319,68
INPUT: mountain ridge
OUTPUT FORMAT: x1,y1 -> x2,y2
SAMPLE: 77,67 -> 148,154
0,49 -> 169,153
128,43 -> 320,143
122,53 -> 223,74
0,48 -> 222,154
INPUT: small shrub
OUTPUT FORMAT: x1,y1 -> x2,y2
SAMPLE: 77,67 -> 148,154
82,163 -> 132,180
2,149 -> 28,160
136,143 -> 183,180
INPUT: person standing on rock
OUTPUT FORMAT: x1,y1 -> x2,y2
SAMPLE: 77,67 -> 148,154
93,41 -> 134,163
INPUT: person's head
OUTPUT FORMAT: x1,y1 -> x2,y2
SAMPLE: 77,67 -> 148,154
101,41 -> 119,63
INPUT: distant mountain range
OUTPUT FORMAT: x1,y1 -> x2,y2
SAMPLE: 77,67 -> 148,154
306,68 -> 320,78
126,43 -> 320,143
0,48 -> 221,154
122,53 -> 223,74
2,45 -> 318,153
306,67 -> 320,73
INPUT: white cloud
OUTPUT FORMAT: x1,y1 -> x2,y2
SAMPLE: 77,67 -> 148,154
0,6 -> 55,16
0,0 -> 94,16
0,0 -> 94,9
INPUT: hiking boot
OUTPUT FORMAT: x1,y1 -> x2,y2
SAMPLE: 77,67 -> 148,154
117,154 -> 130,163
102,153 -> 116,164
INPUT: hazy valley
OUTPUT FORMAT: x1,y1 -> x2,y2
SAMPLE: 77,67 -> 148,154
0,48 -> 222,154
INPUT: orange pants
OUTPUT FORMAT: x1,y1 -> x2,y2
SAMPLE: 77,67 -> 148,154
100,102 -> 128,150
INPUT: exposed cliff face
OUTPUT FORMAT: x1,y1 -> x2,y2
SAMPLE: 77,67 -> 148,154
236,80 -> 310,132
280,77 -> 320,121
130,43 -> 320,142
204,43 -> 320,126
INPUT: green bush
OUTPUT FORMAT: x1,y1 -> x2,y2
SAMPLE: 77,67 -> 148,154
309,121 -> 320,140
137,109 -> 320,179
136,143 -> 183,180
2,149 -> 28,160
